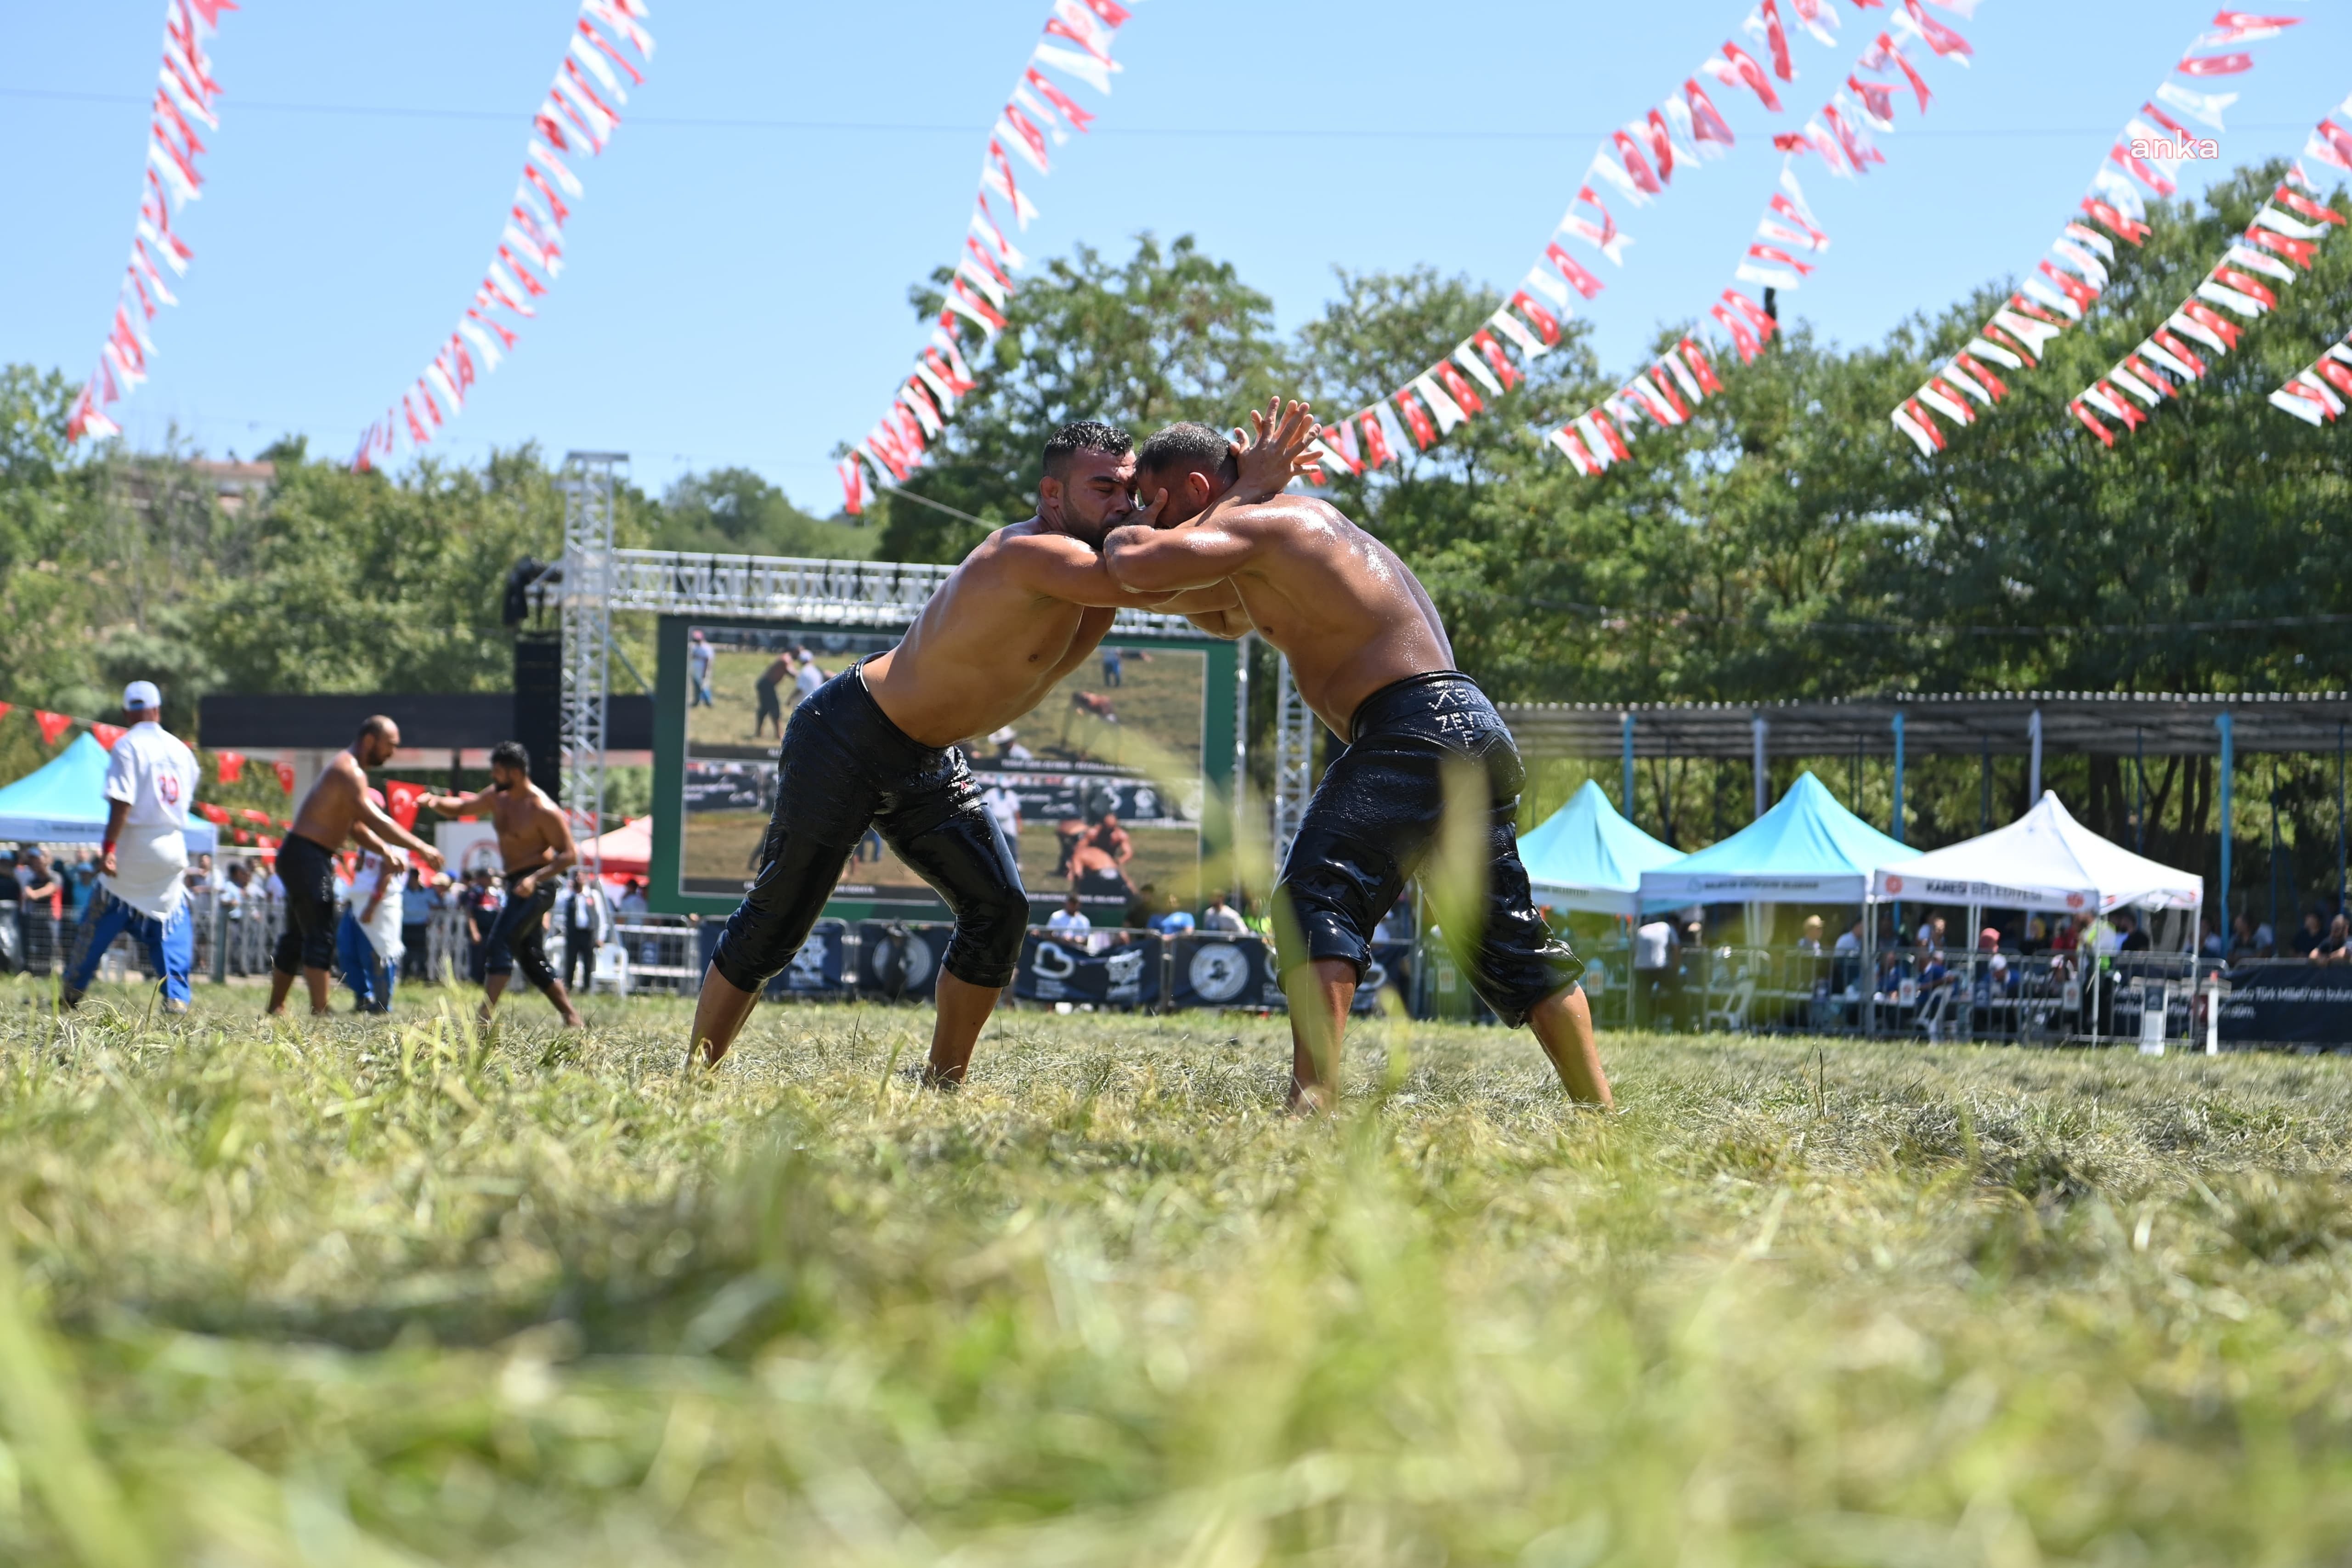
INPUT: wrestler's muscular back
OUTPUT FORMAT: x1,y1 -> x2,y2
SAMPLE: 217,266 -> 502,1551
862,521 -> 1116,748
1226,498 -> 1454,739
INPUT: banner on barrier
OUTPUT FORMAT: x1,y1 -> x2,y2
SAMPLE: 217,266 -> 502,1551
698,918 -> 853,999
2220,963 -> 2352,1046
1016,933 -> 1161,1006
858,920 -> 952,1001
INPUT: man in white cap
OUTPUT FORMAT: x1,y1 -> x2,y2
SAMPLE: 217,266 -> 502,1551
61,680 -> 202,1013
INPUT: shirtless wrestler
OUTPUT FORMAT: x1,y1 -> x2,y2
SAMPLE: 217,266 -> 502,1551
1103,405 -> 1612,1112
266,716 -> 446,1017
687,414 -> 1318,1078
416,741 -> 586,1029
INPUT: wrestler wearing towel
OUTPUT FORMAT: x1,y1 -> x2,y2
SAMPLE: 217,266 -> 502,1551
62,681 -> 201,1013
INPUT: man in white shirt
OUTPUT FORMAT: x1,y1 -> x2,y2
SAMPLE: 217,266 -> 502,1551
792,649 -> 827,708
1201,891 -> 1249,935
1045,892 -> 1091,939
980,782 -> 1024,866
62,681 -> 202,1012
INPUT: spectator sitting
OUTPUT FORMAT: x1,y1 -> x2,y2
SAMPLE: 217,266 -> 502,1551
2113,909 -> 2152,954
2293,910 -> 2326,959
1045,892 -> 1091,940
2318,914 -> 2351,963
1201,891 -> 1248,935
1796,914 -> 1824,955
1149,892 -> 1195,936
2228,913 -> 2256,960
2254,921 -> 2276,958
618,880 -> 650,915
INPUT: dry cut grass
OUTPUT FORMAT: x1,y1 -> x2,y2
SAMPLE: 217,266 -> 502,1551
5,975 -> 2352,1565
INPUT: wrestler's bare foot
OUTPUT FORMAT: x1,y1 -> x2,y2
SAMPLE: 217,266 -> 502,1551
687,966 -> 759,1068
922,972 -> 1003,1088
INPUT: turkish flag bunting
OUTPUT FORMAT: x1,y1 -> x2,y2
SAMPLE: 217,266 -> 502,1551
2069,400 -> 2118,447
1902,0 -> 1972,60
1759,0 -> 1794,80
2177,51 -> 2253,75
196,803 -> 230,825
91,722 -> 127,750
34,710 -> 73,746
215,747 -> 244,782
1718,43 -> 1784,112
275,759 -> 296,793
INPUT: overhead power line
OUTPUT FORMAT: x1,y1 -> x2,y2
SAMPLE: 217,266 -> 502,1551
0,87 -> 2316,142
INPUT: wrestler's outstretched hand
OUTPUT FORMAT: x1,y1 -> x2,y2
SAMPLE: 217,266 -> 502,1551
1231,396 -> 1321,500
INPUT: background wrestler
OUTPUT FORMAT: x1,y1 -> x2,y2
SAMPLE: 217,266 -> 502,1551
267,716 -> 446,1017
417,741 -> 586,1028
1104,404 -> 1611,1113
688,415 -> 1316,1078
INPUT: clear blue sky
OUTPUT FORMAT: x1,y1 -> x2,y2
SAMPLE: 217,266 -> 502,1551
6,2 -> 2346,509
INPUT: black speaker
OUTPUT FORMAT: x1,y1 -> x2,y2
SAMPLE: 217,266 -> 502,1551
512,632 -> 563,800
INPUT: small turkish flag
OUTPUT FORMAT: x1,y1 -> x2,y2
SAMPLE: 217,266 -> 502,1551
92,722 -> 127,750
384,778 -> 428,831
215,748 -> 245,783
275,759 -> 296,794
34,710 -> 73,747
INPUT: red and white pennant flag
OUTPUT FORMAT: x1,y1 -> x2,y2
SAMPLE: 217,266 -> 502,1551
838,0 -> 1137,510
350,0 -> 654,470
67,0 -> 239,444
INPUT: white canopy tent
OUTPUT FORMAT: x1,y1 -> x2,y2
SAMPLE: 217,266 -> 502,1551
1868,791 -> 2203,933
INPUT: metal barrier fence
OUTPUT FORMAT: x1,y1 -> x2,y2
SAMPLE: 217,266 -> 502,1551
23,892 -> 2352,1048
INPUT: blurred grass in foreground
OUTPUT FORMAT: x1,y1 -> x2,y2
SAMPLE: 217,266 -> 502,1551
4,977 -> 2352,1564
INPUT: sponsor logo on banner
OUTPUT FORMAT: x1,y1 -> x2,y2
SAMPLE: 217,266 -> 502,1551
1187,942 -> 1250,1003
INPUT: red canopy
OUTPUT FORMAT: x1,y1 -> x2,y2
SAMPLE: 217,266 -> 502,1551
588,814 -> 650,877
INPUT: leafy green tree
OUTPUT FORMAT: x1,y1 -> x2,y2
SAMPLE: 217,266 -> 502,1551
876,233 -> 1293,561
654,467 -> 872,559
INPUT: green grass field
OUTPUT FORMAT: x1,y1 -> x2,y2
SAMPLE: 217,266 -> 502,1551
6,978 -> 2352,1564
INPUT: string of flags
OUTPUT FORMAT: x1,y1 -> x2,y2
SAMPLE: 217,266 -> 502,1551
834,0 -> 1142,514
1306,0 -> 1974,484
2072,121 -> 2346,445
0,699 -> 294,843
2271,327 -> 2352,425
1891,10 -> 2301,456
63,0 -> 239,443
350,0 -> 655,470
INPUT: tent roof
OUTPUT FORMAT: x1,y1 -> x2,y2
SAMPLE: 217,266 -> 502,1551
1519,780 -> 1685,915
0,733 -> 216,852
590,815 -> 651,877
1869,791 -> 2203,913
1638,770 -> 1917,907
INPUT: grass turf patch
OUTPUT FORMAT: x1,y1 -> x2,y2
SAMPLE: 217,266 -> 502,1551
4,977 -> 2352,1563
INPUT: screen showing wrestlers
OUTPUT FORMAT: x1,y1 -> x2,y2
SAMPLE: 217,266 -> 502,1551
679,622 -> 1209,917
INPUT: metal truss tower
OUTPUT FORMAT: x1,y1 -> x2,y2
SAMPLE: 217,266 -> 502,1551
559,451 -> 625,872
1271,652 -> 1316,867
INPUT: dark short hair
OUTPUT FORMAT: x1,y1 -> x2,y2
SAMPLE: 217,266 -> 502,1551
490,740 -> 530,773
358,714 -> 398,744
1137,422 -> 1238,486
1042,420 -> 1132,480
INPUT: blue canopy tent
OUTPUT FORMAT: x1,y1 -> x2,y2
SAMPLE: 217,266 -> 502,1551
1638,770 -> 1914,909
0,733 -> 217,853
1517,780 -> 1685,916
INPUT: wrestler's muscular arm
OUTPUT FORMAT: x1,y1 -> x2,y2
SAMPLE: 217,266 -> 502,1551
351,781 -> 443,869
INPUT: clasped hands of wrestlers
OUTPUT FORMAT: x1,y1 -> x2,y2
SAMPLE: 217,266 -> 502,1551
1125,396 -> 1325,534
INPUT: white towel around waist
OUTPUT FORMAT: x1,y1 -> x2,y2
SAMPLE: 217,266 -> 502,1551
102,821 -> 189,921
